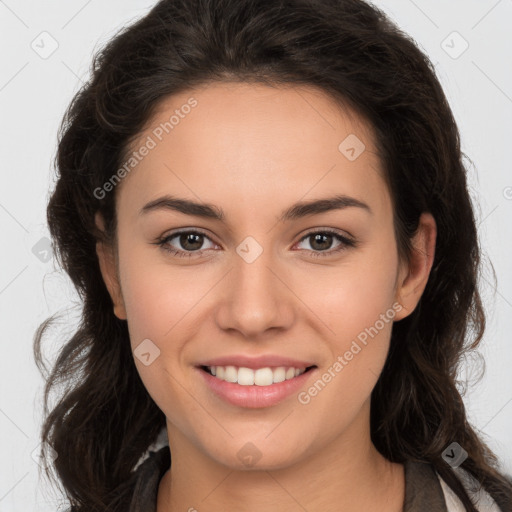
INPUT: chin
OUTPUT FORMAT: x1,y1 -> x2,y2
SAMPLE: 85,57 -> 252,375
203,437 -> 305,472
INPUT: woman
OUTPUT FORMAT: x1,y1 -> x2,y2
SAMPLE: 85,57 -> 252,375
33,0 -> 512,510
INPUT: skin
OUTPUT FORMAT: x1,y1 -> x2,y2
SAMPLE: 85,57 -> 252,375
95,82 -> 436,511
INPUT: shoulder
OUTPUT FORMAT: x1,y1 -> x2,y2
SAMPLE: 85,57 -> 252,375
403,459 -> 508,512
435,466 -> 505,512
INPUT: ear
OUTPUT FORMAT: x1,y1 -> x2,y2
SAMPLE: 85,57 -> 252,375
94,212 -> 127,320
393,212 -> 437,321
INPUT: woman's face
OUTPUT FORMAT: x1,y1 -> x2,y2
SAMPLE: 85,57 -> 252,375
97,82 -> 434,470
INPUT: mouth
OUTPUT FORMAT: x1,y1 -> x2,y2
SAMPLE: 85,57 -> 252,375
199,364 -> 317,386
197,363 -> 319,408
195,354 -> 319,408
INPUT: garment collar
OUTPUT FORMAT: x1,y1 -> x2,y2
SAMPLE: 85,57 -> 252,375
128,446 -> 449,511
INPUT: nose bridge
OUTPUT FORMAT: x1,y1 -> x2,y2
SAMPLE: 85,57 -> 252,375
216,234 -> 293,337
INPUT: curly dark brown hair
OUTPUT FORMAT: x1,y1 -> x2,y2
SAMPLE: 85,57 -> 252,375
33,0 -> 512,510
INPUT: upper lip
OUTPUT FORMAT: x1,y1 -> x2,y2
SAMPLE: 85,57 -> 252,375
197,354 -> 316,370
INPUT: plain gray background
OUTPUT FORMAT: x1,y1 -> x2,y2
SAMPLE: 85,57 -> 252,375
0,0 -> 511,510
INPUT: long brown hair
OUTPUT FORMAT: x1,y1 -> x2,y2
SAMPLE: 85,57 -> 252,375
33,0 -> 512,510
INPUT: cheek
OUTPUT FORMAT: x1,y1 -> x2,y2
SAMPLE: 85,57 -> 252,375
117,249 -> 206,421
117,242 -> 212,345
293,238 -> 399,406
293,237 -> 399,340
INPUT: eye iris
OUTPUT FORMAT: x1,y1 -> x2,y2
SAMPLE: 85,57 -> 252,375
310,233 -> 333,251
180,233 -> 203,251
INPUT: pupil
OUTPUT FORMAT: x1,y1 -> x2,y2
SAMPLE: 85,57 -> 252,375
181,233 -> 203,251
312,233 -> 332,251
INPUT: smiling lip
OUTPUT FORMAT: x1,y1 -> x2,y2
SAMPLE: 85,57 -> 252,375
197,366 -> 317,408
196,354 -> 317,408
197,354 -> 315,369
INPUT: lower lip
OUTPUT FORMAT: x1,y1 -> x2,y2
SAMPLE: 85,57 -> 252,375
196,366 -> 317,408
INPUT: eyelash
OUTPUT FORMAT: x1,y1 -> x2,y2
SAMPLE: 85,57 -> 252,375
154,228 -> 356,259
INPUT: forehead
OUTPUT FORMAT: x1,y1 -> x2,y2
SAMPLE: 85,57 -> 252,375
116,81 -> 390,223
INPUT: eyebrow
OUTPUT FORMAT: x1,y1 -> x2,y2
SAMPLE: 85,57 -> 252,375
139,194 -> 372,222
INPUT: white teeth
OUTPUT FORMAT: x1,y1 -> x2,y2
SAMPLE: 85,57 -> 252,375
272,367 -> 286,383
254,367 -> 273,386
224,365 -> 238,383
206,365 -> 308,386
238,367 -> 255,385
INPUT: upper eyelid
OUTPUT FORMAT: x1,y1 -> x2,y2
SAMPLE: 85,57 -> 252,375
163,227 -> 218,244
161,227 -> 354,247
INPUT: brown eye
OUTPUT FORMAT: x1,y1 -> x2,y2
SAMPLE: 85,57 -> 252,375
177,232 -> 204,251
296,230 -> 356,258
156,230 -> 217,258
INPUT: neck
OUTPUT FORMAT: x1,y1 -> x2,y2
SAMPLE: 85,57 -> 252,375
157,400 -> 404,512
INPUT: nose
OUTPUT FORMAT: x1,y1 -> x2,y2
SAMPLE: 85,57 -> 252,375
214,246 -> 295,339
